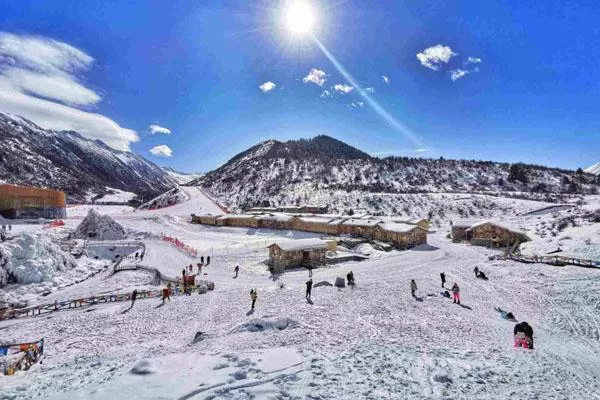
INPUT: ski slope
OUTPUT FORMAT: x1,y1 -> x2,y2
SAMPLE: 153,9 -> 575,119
2,227 -> 600,399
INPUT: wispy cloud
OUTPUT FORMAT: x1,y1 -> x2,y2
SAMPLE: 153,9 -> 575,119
334,83 -> 353,94
350,101 -> 365,109
303,68 -> 326,86
259,81 -> 276,93
371,148 -> 428,156
0,31 -> 138,151
382,75 -> 390,84
467,57 -> 482,64
450,69 -> 469,81
416,45 -> 456,70
149,144 -> 172,157
149,124 -> 171,135
320,89 -> 332,98
365,87 -> 375,94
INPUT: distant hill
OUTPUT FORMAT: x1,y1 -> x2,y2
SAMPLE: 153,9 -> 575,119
191,135 -> 600,213
0,112 -> 176,202
161,167 -> 204,185
585,162 -> 600,175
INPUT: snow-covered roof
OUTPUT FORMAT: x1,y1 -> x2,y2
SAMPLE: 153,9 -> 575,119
455,220 -> 529,238
256,214 -> 293,222
297,216 -> 332,224
394,218 -> 428,225
376,223 -> 420,233
216,214 -> 256,220
342,218 -> 383,227
268,238 -> 329,251
453,219 -> 486,228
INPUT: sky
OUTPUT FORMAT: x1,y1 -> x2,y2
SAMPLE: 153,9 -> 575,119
0,0 -> 599,172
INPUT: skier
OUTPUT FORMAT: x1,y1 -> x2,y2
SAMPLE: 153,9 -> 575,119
410,279 -> 417,298
514,321 -> 534,349
451,282 -> 461,304
162,283 -> 171,304
250,289 -> 257,310
440,272 -> 446,288
306,278 -> 313,300
234,265 -> 240,278
346,271 -> 355,286
207,256 -> 211,265
473,266 -> 479,277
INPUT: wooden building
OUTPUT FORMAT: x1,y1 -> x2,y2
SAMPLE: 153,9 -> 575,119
373,223 -> 427,249
292,216 -> 339,235
339,218 -> 383,238
394,218 -> 430,231
0,184 -> 66,220
215,214 -> 258,228
268,238 -> 329,273
452,220 -> 530,247
255,214 -> 294,230
191,214 -> 221,226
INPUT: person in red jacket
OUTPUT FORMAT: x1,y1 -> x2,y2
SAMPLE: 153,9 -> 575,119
451,282 -> 461,304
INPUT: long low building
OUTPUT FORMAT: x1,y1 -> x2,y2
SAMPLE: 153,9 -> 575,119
0,184 -> 66,220
268,238 -> 330,273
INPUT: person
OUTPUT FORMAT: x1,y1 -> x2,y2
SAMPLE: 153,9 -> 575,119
495,307 -> 516,321
473,266 -> 479,277
207,256 -> 211,265
347,271 -> 355,286
440,290 -> 451,298
514,322 -> 534,349
135,252 -> 139,259
306,278 -> 313,300
440,272 -> 446,288
250,289 -> 257,310
307,265 -> 313,277
131,289 -> 138,307
477,271 -> 488,280
162,284 -> 171,304
140,253 -> 144,262
201,256 -> 204,264
410,279 -> 417,297
189,264 -> 193,274
451,282 -> 461,304
182,268 -> 186,278
197,263 -> 202,274
234,265 -> 240,278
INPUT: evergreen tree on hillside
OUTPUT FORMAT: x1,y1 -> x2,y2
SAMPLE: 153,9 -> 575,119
508,163 -> 529,184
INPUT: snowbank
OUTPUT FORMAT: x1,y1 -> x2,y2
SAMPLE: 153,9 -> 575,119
73,209 -> 127,240
0,233 -> 76,286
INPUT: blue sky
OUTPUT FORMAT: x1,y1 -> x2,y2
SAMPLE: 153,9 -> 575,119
0,0 -> 599,172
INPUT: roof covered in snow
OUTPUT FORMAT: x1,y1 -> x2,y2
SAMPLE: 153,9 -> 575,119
455,220 -> 530,238
376,223 -> 421,233
268,238 -> 329,251
296,216 -> 332,224
256,214 -> 294,222
216,214 -> 256,220
341,218 -> 384,227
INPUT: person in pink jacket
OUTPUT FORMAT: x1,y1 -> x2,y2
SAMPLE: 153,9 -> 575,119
451,282 -> 461,304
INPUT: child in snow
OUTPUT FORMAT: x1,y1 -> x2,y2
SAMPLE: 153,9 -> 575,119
473,266 -> 479,277
440,272 -> 446,288
451,282 -> 461,304
162,284 -> 171,304
495,307 -> 516,321
514,322 -> 534,349
250,289 -> 257,310
440,290 -> 451,298
410,280 -> 417,297
207,256 -> 211,265
234,265 -> 240,278
347,271 -> 355,286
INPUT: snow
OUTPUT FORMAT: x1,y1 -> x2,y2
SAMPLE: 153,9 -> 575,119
2,194 -> 600,399
269,238 -> 328,251
94,188 -> 136,204
585,162 -> 600,175
73,209 -> 127,240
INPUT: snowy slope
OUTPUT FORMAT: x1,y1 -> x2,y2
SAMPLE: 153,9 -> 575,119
193,136 -> 600,213
585,162 -> 600,175
161,167 -> 203,185
0,112 -> 177,202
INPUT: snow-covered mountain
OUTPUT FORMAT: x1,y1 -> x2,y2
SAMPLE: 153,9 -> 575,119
192,135 -> 600,213
0,112 -> 177,202
161,167 -> 204,185
585,162 -> 600,175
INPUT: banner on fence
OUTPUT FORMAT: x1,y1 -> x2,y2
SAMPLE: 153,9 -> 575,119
1,338 -> 44,375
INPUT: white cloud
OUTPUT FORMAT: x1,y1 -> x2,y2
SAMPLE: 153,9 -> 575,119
416,45 -> 456,70
467,57 -> 482,64
320,89 -> 332,98
334,83 -> 353,94
382,75 -> 390,84
303,68 -> 326,86
259,81 -> 276,93
0,31 -> 138,151
350,101 -> 365,109
450,69 -> 469,81
149,124 -> 172,135
365,87 -> 375,94
415,148 -> 428,153
149,145 -> 172,157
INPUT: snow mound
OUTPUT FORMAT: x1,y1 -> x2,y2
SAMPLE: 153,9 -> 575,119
231,318 -> 300,333
73,209 -> 127,240
0,233 -> 76,286
130,360 -> 155,375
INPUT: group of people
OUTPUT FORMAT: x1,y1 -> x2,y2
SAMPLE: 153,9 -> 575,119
133,252 -> 144,262
473,266 -> 488,280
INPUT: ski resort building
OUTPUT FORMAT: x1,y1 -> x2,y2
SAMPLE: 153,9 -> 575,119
0,184 -> 66,220
292,216 -> 339,235
215,214 -> 258,228
191,214 -> 221,225
373,223 -> 428,249
268,238 -> 329,273
255,214 -> 294,230
338,218 -> 384,238
452,220 -> 530,247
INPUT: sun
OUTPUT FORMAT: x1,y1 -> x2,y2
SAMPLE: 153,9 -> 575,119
284,1 -> 315,35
